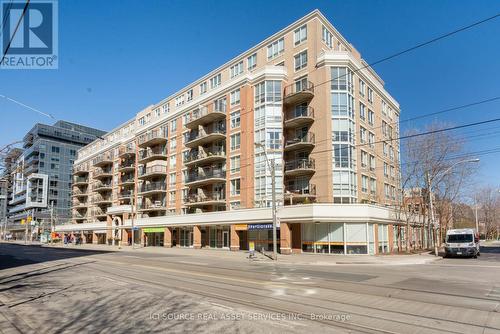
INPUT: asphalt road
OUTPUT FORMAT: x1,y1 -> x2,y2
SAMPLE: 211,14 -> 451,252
0,243 -> 499,334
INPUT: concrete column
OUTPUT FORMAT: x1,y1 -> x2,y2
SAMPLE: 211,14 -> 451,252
140,229 -> 145,247
106,215 -> 113,245
121,228 -> 128,246
92,232 -> 98,244
280,222 -> 292,255
374,224 -> 379,255
388,224 -> 394,253
291,223 -> 302,254
193,226 -> 201,249
175,227 -> 180,247
230,225 -> 239,251
164,227 -> 172,248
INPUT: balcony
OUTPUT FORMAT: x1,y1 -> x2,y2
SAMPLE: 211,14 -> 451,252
138,147 -> 168,164
139,201 -> 167,212
93,168 -> 113,180
93,181 -> 113,192
74,165 -> 89,176
284,184 -> 317,204
118,145 -> 135,157
284,133 -> 315,152
185,192 -> 226,207
185,127 -> 226,148
93,195 -> 112,205
184,147 -> 226,166
185,169 -> 226,187
93,154 -> 114,167
138,166 -> 167,180
118,190 -> 134,199
118,160 -> 135,172
72,201 -> 89,209
284,159 -> 316,177
284,106 -> 314,129
74,212 -> 88,220
73,176 -> 89,186
283,80 -> 314,106
138,129 -> 167,148
139,181 -> 167,195
72,189 -> 89,197
92,208 -> 107,219
118,176 -> 135,186
185,106 -> 226,130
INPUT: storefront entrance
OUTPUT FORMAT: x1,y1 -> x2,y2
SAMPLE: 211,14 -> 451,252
179,227 -> 193,247
143,227 -> 165,247
206,226 -> 230,249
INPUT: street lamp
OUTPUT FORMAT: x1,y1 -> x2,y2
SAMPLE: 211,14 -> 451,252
427,158 -> 479,256
254,142 -> 278,261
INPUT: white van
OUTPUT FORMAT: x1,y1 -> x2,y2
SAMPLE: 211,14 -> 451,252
444,229 -> 480,258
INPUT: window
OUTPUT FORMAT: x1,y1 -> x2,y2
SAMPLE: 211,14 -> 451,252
267,129 -> 281,150
390,166 -> 395,179
169,191 -> 176,206
384,162 -> 389,177
294,50 -> 307,71
361,150 -> 368,168
359,102 -> 366,121
267,37 -> 284,59
254,80 -> 281,105
360,127 -> 367,143
170,138 -> 177,151
230,111 -> 240,129
361,175 -> 368,193
368,110 -> 374,126
230,201 -> 241,210
383,142 -> 388,156
169,154 -> 176,169
322,25 -> 333,47
384,183 -> 391,199
154,108 -> 160,117
369,155 -> 376,171
230,179 -> 241,196
381,100 -> 387,115
200,82 -> 207,94
359,79 -> 366,97
162,103 -> 170,114
370,178 -> 376,194
230,133 -> 241,150
368,87 -> 373,103
170,119 -> 177,133
382,121 -> 388,137
230,89 -> 240,106
247,53 -> 257,70
186,89 -> 193,102
230,61 -> 243,78
69,149 -> 76,156
51,146 -> 60,153
230,156 -> 240,174
214,97 -> 226,112
169,173 -> 176,187
210,73 -> 221,89
175,95 -> 185,107
294,25 -> 307,45
368,132 -> 375,148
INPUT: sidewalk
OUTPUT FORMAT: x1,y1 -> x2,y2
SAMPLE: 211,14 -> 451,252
20,241 -> 442,266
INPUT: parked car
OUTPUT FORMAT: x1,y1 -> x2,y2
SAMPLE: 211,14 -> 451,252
444,229 -> 480,258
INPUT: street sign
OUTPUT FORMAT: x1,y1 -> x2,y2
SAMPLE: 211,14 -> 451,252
132,226 -> 139,231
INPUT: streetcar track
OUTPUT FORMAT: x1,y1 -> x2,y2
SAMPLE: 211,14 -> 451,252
88,260 -> 496,334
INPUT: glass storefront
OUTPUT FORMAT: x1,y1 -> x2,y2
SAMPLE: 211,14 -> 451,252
143,227 -> 165,247
302,223 -> 375,255
207,226 -> 230,249
179,227 -> 193,247
248,229 -> 278,252
378,224 -> 389,254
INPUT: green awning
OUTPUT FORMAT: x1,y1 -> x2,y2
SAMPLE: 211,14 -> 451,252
143,227 -> 165,233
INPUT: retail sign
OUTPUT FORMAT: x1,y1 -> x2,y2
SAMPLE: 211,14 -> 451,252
248,223 -> 279,230
233,224 -> 248,231
143,227 -> 164,233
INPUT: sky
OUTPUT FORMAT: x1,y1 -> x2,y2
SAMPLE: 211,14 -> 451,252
1,0 -> 500,187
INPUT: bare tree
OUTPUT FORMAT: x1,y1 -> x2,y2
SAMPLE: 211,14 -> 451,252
475,186 -> 500,240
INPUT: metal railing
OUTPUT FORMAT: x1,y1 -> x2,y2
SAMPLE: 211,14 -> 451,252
186,191 -> 225,203
186,126 -> 226,144
138,128 -> 167,146
285,133 -> 315,147
284,105 -> 314,121
138,147 -> 168,160
286,183 -> 316,195
138,165 -> 167,176
284,158 -> 315,172
73,176 -> 89,184
283,80 -> 314,99
184,147 -> 225,163
186,169 -> 225,183
139,182 -> 167,193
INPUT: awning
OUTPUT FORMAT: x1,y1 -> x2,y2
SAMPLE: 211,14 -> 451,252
143,227 -> 165,233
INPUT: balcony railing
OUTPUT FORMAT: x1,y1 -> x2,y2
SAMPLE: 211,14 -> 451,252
186,106 -> 226,129
283,80 -> 314,105
93,181 -> 112,191
118,190 -> 134,199
118,145 -> 135,157
73,176 -> 89,185
139,201 -> 167,211
138,147 -> 168,162
284,133 -> 315,150
94,168 -> 113,178
74,164 -> 89,175
186,169 -> 225,184
186,191 -> 225,204
72,189 -> 88,196
138,165 -> 167,177
186,126 -> 226,147
284,106 -> 315,128
184,147 -> 225,164
284,158 -> 315,173
138,129 -> 167,147
285,183 -> 317,196
93,195 -> 112,203
118,176 -> 135,184
139,181 -> 167,193
119,160 -> 135,170
93,153 -> 114,166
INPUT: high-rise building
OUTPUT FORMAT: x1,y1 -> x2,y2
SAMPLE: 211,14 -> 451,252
6,121 -> 106,238
60,10 -> 412,255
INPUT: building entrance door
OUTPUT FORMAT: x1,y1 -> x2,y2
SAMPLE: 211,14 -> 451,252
222,231 -> 229,248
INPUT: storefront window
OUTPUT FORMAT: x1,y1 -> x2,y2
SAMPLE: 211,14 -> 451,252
329,223 -> 344,254
346,224 -> 368,254
378,224 -> 389,253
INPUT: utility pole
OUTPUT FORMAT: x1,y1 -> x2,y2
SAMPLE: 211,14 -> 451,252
474,193 -> 479,238
427,172 -> 439,257
255,143 -> 278,261
50,201 -> 54,246
131,195 -> 135,249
